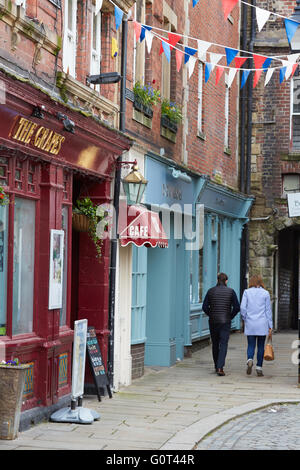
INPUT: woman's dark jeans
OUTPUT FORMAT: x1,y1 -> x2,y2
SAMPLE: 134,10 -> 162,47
247,335 -> 266,367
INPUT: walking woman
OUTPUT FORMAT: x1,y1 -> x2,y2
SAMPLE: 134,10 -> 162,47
240,275 -> 273,376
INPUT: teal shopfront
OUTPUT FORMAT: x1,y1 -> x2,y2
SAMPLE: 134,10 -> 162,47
189,181 -> 253,343
130,154 -> 253,369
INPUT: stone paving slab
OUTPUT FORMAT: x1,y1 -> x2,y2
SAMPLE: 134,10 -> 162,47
1,331 -> 299,450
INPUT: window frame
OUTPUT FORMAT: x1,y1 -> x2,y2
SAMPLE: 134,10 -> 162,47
62,0 -> 77,78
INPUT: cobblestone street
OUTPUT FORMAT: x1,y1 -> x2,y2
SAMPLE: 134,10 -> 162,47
197,403 -> 300,450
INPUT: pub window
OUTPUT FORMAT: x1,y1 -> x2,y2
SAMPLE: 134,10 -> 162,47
133,0 -> 146,85
291,76 -> 300,150
224,80 -> 230,150
12,198 -> 36,335
0,157 -> 9,187
0,205 -> 8,336
60,206 -> 69,326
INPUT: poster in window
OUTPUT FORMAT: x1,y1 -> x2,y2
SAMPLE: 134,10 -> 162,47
49,229 -> 64,309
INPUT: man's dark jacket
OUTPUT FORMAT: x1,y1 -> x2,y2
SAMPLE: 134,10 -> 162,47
202,284 -> 240,324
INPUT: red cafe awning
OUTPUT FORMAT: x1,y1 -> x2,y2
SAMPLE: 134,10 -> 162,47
118,204 -> 168,248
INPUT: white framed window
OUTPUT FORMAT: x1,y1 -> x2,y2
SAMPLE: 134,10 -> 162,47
291,76 -> 300,149
133,1 -> 146,85
197,61 -> 204,135
224,78 -> 229,149
161,20 -> 171,100
63,0 -> 77,78
90,6 -> 101,92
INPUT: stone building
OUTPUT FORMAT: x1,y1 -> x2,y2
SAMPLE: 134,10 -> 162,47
243,0 -> 300,330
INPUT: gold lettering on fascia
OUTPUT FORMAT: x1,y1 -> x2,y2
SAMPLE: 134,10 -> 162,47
11,117 -> 65,155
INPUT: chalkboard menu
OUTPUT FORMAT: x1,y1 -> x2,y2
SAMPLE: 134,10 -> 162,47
86,326 -> 112,401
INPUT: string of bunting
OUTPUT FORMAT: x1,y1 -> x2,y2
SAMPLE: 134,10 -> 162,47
107,0 -> 300,89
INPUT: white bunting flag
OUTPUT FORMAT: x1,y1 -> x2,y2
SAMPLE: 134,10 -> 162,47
227,68 -> 237,88
197,40 -> 211,62
95,0 -> 103,16
145,29 -> 154,54
286,53 -> 300,79
188,56 -> 197,78
209,53 -> 223,71
256,7 -> 271,32
264,67 -> 275,86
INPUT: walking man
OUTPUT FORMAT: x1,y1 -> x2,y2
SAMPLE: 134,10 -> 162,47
202,273 -> 240,376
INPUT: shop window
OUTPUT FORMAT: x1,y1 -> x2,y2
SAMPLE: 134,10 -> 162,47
0,157 -> 9,187
282,174 -> 300,198
0,205 -> 8,336
12,198 -> 36,335
15,159 -> 24,191
63,0 -> 77,77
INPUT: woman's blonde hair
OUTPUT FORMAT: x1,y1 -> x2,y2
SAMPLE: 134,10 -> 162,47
248,274 -> 265,289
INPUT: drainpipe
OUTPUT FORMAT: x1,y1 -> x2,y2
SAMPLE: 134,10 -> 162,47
241,1 -> 255,296
107,17 -> 128,387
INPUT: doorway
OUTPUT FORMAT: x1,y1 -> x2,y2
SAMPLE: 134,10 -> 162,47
277,227 -> 299,330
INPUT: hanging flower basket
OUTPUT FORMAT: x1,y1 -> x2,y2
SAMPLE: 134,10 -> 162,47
72,212 -> 91,232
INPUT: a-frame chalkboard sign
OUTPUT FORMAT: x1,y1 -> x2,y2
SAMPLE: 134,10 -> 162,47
86,326 -> 112,401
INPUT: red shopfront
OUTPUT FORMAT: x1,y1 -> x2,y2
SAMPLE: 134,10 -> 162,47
0,73 -> 131,426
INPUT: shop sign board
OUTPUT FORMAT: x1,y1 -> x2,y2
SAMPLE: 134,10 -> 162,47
72,319 -> 88,399
287,192 -> 300,217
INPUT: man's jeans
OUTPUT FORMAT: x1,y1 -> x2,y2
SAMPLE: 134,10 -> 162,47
247,335 -> 266,367
209,321 -> 231,369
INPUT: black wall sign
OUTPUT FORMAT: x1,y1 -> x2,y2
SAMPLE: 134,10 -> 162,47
86,326 -> 112,401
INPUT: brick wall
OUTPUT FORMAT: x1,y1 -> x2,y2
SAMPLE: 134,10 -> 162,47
131,343 -> 145,379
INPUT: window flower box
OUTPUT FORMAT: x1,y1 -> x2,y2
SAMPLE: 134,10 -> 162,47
161,115 -> 178,133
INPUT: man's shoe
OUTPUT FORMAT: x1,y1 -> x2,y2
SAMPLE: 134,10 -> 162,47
216,368 -> 225,376
246,359 -> 253,375
256,368 -> 264,377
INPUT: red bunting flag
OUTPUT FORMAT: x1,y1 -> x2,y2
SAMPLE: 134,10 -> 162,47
291,63 -> 298,78
234,57 -> 247,69
252,54 -> 267,88
176,49 -> 184,71
222,0 -> 239,20
133,21 -> 142,42
168,32 -> 181,50
215,66 -> 224,85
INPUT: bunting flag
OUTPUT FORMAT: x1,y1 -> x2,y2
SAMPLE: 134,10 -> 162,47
234,57 -> 247,69
133,21 -> 142,42
205,63 -> 213,82
145,29 -> 154,54
253,54 -> 267,86
176,49 -> 184,71
197,39 -> 211,61
225,47 -> 239,65
209,53 -> 223,71
140,25 -> 152,42
114,4 -> 123,30
188,56 -> 197,78
162,40 -> 171,62
284,18 -> 300,44
192,0 -> 200,6
241,69 -> 250,89
222,0 -> 239,20
264,67 -> 275,86
95,0 -> 103,16
184,46 -> 197,64
256,7 -> 270,32
111,37 -> 118,58
168,32 -> 181,50
262,57 -> 272,71
215,66 -> 224,85
280,67 -> 287,84
227,68 -> 237,88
